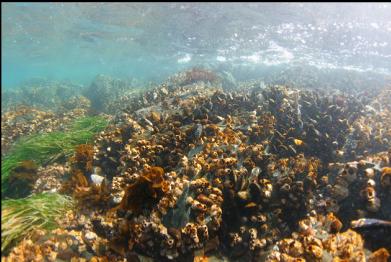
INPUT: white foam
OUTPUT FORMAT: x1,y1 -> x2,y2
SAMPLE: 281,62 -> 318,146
177,53 -> 192,64
371,22 -> 379,29
240,53 -> 261,63
216,56 -> 226,62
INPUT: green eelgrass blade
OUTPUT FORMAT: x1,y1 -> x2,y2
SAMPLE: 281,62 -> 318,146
1,116 -> 108,195
1,193 -> 74,253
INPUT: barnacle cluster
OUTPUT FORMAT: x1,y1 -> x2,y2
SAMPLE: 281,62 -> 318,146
3,228 -> 110,262
321,150 -> 391,228
1,104 -> 88,155
267,212 -> 390,262
342,85 -> 391,160
3,70 -> 391,261
61,144 -> 111,209
32,163 -> 69,194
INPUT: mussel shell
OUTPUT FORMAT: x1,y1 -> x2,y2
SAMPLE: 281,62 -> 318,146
249,182 -> 262,202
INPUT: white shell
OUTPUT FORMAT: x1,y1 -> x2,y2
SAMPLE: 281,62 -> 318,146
84,231 -> 97,241
251,167 -> 261,177
367,179 -> 376,187
90,174 -> 104,185
112,196 -> 122,204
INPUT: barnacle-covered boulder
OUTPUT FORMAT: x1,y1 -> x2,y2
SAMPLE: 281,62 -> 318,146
83,74 -> 133,113
267,212 -> 390,262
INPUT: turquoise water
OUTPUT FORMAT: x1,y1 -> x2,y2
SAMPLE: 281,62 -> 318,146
2,3 -> 391,88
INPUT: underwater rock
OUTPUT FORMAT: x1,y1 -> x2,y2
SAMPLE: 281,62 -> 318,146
3,228 -> 111,262
1,80 -> 83,113
3,70 -> 391,261
83,74 -> 134,113
32,163 -> 68,194
267,212 -> 390,262
1,105 -> 87,155
61,95 -> 91,111
184,68 -> 220,84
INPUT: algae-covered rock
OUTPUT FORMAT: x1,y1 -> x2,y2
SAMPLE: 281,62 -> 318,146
5,160 -> 38,199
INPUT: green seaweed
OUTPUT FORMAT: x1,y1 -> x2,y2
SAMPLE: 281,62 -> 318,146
1,193 -> 74,253
1,116 -> 108,195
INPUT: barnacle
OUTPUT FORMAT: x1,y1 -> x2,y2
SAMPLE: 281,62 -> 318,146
325,213 -> 342,233
381,167 -> 391,188
266,212 -> 388,262
305,244 -> 323,259
368,248 -> 390,262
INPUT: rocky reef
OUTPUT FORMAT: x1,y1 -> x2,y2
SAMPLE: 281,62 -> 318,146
1,102 -> 89,156
2,69 -> 391,261
1,79 -> 88,113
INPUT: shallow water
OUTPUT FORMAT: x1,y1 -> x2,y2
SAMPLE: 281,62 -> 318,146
2,3 -> 391,261
2,3 -> 391,88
